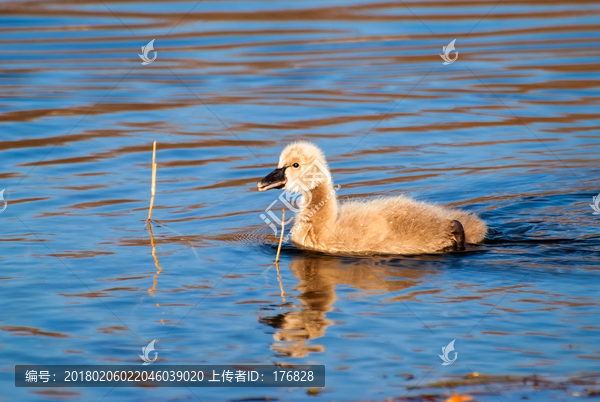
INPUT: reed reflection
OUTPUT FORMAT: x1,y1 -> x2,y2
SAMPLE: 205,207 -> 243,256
259,255 -> 436,358
147,223 -> 163,296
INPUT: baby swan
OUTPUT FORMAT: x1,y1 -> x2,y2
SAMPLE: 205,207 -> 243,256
257,142 -> 487,255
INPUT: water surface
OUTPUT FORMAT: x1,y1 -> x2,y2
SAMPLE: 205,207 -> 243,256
1,0 -> 600,400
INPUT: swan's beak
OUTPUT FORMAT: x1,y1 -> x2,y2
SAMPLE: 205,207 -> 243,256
257,167 -> 287,191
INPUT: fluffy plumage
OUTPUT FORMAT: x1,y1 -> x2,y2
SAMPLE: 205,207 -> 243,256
258,141 -> 487,255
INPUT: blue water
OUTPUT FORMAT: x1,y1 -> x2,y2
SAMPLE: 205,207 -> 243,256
1,0 -> 600,400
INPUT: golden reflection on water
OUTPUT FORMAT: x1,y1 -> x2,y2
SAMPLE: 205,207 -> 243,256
147,223 -> 163,296
275,262 -> 286,304
260,256 -> 435,357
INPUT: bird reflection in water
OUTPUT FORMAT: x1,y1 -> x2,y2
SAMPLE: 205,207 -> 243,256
259,255 -> 436,358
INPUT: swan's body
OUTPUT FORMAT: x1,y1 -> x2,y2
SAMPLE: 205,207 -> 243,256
258,142 -> 486,255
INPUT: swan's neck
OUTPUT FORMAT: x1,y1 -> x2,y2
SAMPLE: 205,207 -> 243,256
290,181 -> 338,245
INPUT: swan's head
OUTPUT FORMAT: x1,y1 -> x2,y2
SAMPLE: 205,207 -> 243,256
257,141 -> 332,193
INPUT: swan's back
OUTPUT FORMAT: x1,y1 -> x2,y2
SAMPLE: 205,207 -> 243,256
333,196 -> 486,254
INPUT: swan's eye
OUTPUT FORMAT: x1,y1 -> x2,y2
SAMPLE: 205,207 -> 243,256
292,163 -> 300,168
